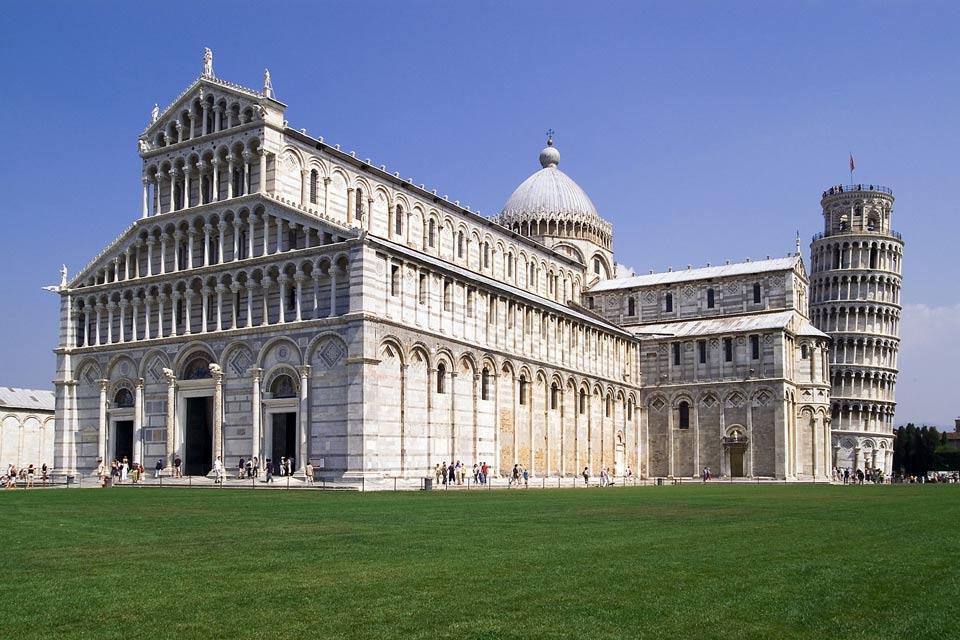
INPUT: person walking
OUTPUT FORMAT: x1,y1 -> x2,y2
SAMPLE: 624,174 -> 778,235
582,466 -> 590,486
522,467 -> 529,488
174,455 -> 182,478
237,457 -> 245,480
155,458 -> 163,479
213,456 -> 224,484
304,462 -> 314,484
121,457 -> 129,483
265,459 -> 274,484
97,458 -> 108,487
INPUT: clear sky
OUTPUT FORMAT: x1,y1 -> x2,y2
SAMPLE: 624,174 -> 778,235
0,1 -> 957,427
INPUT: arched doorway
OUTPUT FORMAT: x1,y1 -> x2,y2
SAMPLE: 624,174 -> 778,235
723,426 -> 749,478
181,355 -> 213,476
265,373 -> 298,476
111,388 -> 134,463
614,431 -> 625,476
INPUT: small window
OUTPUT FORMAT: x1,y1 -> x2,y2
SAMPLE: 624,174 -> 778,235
753,282 -> 761,304
114,388 -> 134,408
594,258 -> 601,274
605,395 -> 612,418
751,335 -> 760,360
551,384 -> 559,410
395,204 -> 403,236
443,281 -> 452,312
428,219 -> 436,248
678,401 -> 690,429
519,376 -> 528,405
672,342 -> 681,366
309,170 -> 319,204
466,288 -> 475,317
801,344 -> 809,359
418,274 -> 427,305
436,362 -> 446,394
507,253 -> 514,278
238,231 -> 248,259
698,339 -> 707,364
579,389 -> 586,414
724,337 -> 733,362
665,292 -> 673,312
481,368 -> 491,401
627,297 -> 636,316
288,229 -> 298,251
588,296 -> 594,310
390,265 -> 400,297
355,188 -> 364,222
707,288 -> 715,309
287,284 -> 296,310
627,400 -> 633,420
457,231 -> 464,258
483,242 -> 490,268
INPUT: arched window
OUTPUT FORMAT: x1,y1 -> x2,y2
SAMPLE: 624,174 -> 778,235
428,219 -> 436,248
481,367 -> 490,401
665,292 -> 673,312
605,395 -> 612,418
627,297 -> 636,316
232,168 -> 243,196
182,356 -> 212,380
627,399 -> 633,420
753,283 -> 762,304
801,344 -> 809,359
418,273 -> 427,304
309,170 -> 319,204
483,242 -> 490,268
579,389 -> 586,414
707,288 -> 715,309
436,362 -> 446,394
678,401 -> 690,429
270,374 -> 296,398
457,231 -> 464,258
395,204 -> 403,236
507,252 -> 514,278
114,388 -> 134,408
518,375 -> 528,405
551,383 -> 559,410
355,188 -> 364,222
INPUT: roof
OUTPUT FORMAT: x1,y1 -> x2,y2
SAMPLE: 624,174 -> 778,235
370,236 -> 634,339
0,387 -> 55,412
627,310 -> 829,340
591,255 -> 801,291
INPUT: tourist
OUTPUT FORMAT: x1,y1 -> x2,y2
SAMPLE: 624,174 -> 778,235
284,457 -> 292,477
522,466 -> 529,488
582,466 -> 590,486
472,463 -> 479,484
121,457 -> 129,483
305,462 -> 314,484
481,461 -> 489,484
155,458 -> 163,479
174,455 -> 182,478
278,457 -> 286,477
97,458 -> 108,487
245,458 -> 252,478
843,468 -> 850,485
448,463 -> 455,485
41,463 -> 49,486
856,468 -> 865,485
435,464 -> 443,485
237,457 -> 245,480
131,463 -> 140,484
137,462 -> 145,483
252,456 -> 259,478
26,464 -> 35,488
600,467 -> 608,487
511,464 -> 520,487
213,456 -> 224,484
265,458 -> 274,483
625,465 -> 633,480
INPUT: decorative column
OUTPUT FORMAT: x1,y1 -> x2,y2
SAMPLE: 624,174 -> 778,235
215,285 -> 224,331
163,369 -> 177,469
82,304 -> 90,347
262,214 -> 270,256
323,177 -> 331,215
168,168 -> 178,211
201,104 -> 210,136
200,287 -> 210,332
211,158 -> 221,202
246,283 -> 255,328
156,294 -> 166,338
277,275 -> 288,323
106,301 -> 115,344
229,284 -> 241,329
141,177 -> 150,218
260,277 -> 272,326
98,379 -> 108,463
172,231 -> 183,272
203,224 -> 212,266
226,154 -> 235,199
118,300 -> 128,343
133,378 -> 144,464
294,274 -> 304,321
211,363 -> 223,467
248,213 -> 256,258
170,292 -> 180,337
188,111 -> 196,139
242,151 -> 253,195
143,296 -> 152,340
158,235 -> 167,275
297,365 -> 310,472
184,291 -> 194,335
187,230 -> 196,269
259,149 -> 268,194
250,368 -> 262,463
329,270 -> 337,317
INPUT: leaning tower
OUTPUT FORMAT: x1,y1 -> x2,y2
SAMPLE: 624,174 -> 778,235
809,184 -> 904,476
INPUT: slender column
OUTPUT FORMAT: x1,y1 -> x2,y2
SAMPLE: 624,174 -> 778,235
168,169 -> 178,212
277,276 -> 288,324
141,177 -> 150,218
229,221 -> 237,262
329,271 -> 337,317
187,230 -> 196,270
200,287 -> 210,332
170,292 -> 180,336
214,285 -> 223,332
123,250 -> 131,280
189,111 -> 196,139
183,165 -> 192,209
275,217 -> 283,254
153,175 -> 161,215
118,299 -> 128,343
203,224 -> 212,266
260,277 -> 271,326
294,274 -> 304,321
112,258 -> 120,283
346,188 -> 355,225
246,284 -> 254,328
217,222 -> 225,264
172,231 -> 183,273
175,121 -> 184,144
259,150 -> 268,194
106,302 -> 115,344
164,370 -> 176,469
211,158 -> 221,202
312,274 -> 320,319
143,297 -> 152,340
297,365 -> 310,472
215,106 -> 223,131
226,155 -> 235,199
248,213 -> 256,258
156,294 -> 166,338
242,151 -> 253,195
323,177 -> 331,215
300,169 -> 309,205
196,161 -> 207,205
211,364 -> 223,467
134,378 -> 144,464
82,305 -> 90,347
262,214 -> 270,255
159,235 -> 167,275
230,284 -> 241,329
184,291 -> 194,335
202,104 -> 210,136
98,379 -> 108,463
250,368 -> 262,463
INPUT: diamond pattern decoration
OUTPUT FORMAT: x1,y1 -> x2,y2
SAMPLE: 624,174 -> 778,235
230,349 -> 252,376
319,340 -> 344,368
147,358 -> 164,383
650,397 -> 666,411
727,393 -> 745,408
701,395 -> 717,408
755,391 -> 772,406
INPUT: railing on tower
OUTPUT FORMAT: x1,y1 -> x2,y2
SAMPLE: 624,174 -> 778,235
822,184 -> 894,197
812,229 -> 902,242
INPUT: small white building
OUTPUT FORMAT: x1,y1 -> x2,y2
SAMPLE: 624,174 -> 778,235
0,387 -> 55,470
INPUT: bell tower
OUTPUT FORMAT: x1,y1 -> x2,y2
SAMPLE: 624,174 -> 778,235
809,183 -> 904,476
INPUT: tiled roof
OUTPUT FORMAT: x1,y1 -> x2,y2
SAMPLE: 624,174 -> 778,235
0,387 -> 55,412
590,256 -> 800,291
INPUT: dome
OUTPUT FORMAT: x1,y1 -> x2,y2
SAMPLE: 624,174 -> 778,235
499,139 -> 601,222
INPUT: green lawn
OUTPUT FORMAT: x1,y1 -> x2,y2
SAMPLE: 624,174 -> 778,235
1,485 -> 957,639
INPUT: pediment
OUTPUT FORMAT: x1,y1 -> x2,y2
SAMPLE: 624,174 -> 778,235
139,76 -> 285,151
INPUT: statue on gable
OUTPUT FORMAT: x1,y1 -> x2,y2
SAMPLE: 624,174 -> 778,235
137,139 -> 149,153
202,47 -> 214,77
150,104 -> 159,124
59,264 -> 68,288
263,68 -> 274,98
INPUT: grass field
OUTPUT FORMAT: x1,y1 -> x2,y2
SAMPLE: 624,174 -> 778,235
1,484 -> 958,639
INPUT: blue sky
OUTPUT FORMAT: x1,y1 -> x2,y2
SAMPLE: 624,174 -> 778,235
0,1 -> 957,426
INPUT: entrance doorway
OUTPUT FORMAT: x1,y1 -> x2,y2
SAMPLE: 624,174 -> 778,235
185,396 -> 213,475
271,413 -> 297,474
614,432 -> 625,476
114,420 -> 133,463
730,449 -> 745,477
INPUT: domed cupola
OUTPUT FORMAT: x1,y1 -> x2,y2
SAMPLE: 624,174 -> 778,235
494,136 -> 615,281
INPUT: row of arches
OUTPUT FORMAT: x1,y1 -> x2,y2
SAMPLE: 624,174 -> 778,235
149,92 -> 260,150
71,255 -> 350,347
810,238 -> 902,274
810,305 -> 901,337
831,369 -> 897,403
830,336 -> 899,370
503,216 -> 612,251
810,272 -> 901,305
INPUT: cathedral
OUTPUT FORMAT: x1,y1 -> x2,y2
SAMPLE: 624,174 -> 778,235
50,51 -> 902,482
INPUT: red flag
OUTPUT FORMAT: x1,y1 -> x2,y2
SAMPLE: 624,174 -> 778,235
849,153 -> 856,173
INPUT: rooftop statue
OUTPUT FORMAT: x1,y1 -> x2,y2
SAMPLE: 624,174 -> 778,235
202,47 -> 214,77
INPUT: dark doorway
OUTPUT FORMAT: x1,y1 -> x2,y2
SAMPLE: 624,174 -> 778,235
730,449 -> 745,477
114,420 -> 133,463
271,413 -> 297,473
185,396 -> 213,475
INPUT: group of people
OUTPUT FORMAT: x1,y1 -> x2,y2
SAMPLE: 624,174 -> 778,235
582,465 -> 633,487
701,467 -> 713,482
834,466 -> 885,485
3,463 -> 50,488
95,457 -> 150,487
434,461 -> 493,486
